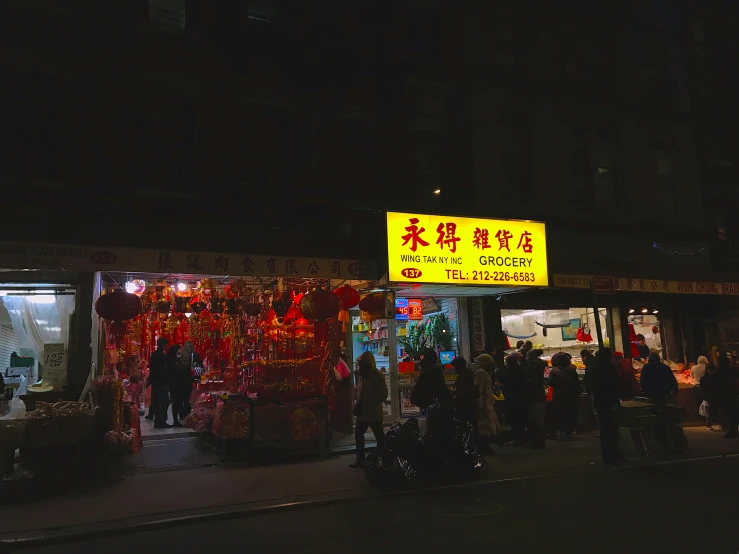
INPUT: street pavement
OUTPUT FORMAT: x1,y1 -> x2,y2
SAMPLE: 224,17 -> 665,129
12,456 -> 739,554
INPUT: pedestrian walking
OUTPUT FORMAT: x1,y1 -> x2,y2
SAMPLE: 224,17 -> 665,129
525,349 -> 547,448
473,353 -> 499,452
350,351 -> 387,468
548,352 -> 581,439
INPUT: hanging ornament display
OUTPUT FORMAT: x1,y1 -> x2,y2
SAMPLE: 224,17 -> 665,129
333,285 -> 360,309
283,305 -> 303,324
190,301 -> 207,314
96,289 -> 143,322
358,293 -> 384,315
272,292 -> 292,318
300,288 -> 341,321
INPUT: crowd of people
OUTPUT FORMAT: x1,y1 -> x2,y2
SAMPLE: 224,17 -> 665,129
348,339 -> 739,469
145,337 -> 202,429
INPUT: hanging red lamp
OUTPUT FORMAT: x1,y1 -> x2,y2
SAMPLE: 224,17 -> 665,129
333,285 -> 360,309
300,288 -> 341,321
96,289 -> 143,343
358,293 -> 384,315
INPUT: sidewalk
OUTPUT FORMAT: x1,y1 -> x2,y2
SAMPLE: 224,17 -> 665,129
1,427 -> 737,545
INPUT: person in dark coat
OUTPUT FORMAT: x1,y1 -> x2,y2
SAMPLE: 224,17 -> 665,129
501,354 -> 530,445
640,353 -> 678,404
525,349 -> 547,448
165,345 -> 183,426
548,352 -> 581,439
146,337 -> 171,429
351,351 -> 388,468
452,357 -> 476,428
591,348 -> 623,466
716,353 -> 739,438
612,351 -> 641,401
699,364 -> 720,430
411,349 -> 452,409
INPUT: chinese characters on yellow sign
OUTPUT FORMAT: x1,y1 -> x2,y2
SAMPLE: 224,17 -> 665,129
387,212 -> 548,287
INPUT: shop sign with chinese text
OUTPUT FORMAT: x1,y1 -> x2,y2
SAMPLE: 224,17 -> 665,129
0,242 -> 376,281
387,212 -> 548,287
553,274 -> 739,296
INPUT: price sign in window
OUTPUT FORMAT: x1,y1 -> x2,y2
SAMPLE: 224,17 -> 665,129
395,298 -> 409,321
407,298 -> 423,320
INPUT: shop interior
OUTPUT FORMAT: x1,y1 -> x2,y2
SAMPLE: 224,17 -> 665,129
501,307 -> 609,372
100,272 -> 372,445
0,285 -> 76,398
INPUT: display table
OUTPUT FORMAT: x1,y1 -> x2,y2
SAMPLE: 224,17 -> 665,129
208,394 -> 329,461
617,400 -> 688,461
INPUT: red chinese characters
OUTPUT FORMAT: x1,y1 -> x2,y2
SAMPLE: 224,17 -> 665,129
401,218 -> 430,252
517,231 -> 533,253
436,222 -> 461,253
495,230 -> 513,252
473,228 -> 491,250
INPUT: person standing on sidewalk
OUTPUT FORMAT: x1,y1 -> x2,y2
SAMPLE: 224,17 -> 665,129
716,352 -> 739,438
640,353 -> 677,405
525,349 -> 547,448
501,354 -> 530,446
473,353 -> 499,453
350,351 -> 387,468
166,344 -> 183,427
590,347 -> 623,466
548,353 -> 580,440
147,337 -> 172,429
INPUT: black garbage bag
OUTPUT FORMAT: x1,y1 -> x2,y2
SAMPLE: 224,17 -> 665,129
363,450 -> 389,482
365,419 -> 423,483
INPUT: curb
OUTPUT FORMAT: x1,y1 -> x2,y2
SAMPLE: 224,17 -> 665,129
2,452 -> 737,550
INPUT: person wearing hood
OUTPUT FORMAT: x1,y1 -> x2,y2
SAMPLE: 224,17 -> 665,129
691,356 -> 709,383
640,353 -> 678,405
699,363 -> 720,430
350,351 -> 388,468
473,353 -> 499,451
525,349 -> 547,448
411,348 -> 452,409
548,352 -> 581,439
501,353 -> 530,445
612,351 -> 641,401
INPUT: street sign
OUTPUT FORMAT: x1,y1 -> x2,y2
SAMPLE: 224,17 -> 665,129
592,276 -> 615,294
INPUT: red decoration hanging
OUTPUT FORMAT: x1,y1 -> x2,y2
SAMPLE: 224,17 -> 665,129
333,286 -> 360,309
284,305 -> 303,324
300,288 -> 341,321
358,293 -> 384,315
95,289 -> 142,322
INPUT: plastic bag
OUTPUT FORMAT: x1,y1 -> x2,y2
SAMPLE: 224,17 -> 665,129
0,398 -> 26,420
334,358 -> 351,380
17,375 -> 27,397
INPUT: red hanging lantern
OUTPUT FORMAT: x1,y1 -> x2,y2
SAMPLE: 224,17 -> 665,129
300,288 -> 341,321
96,289 -> 143,321
333,285 -> 360,309
283,305 -> 303,324
358,293 -> 384,315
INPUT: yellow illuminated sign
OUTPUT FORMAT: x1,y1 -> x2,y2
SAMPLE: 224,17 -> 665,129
387,212 -> 548,287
